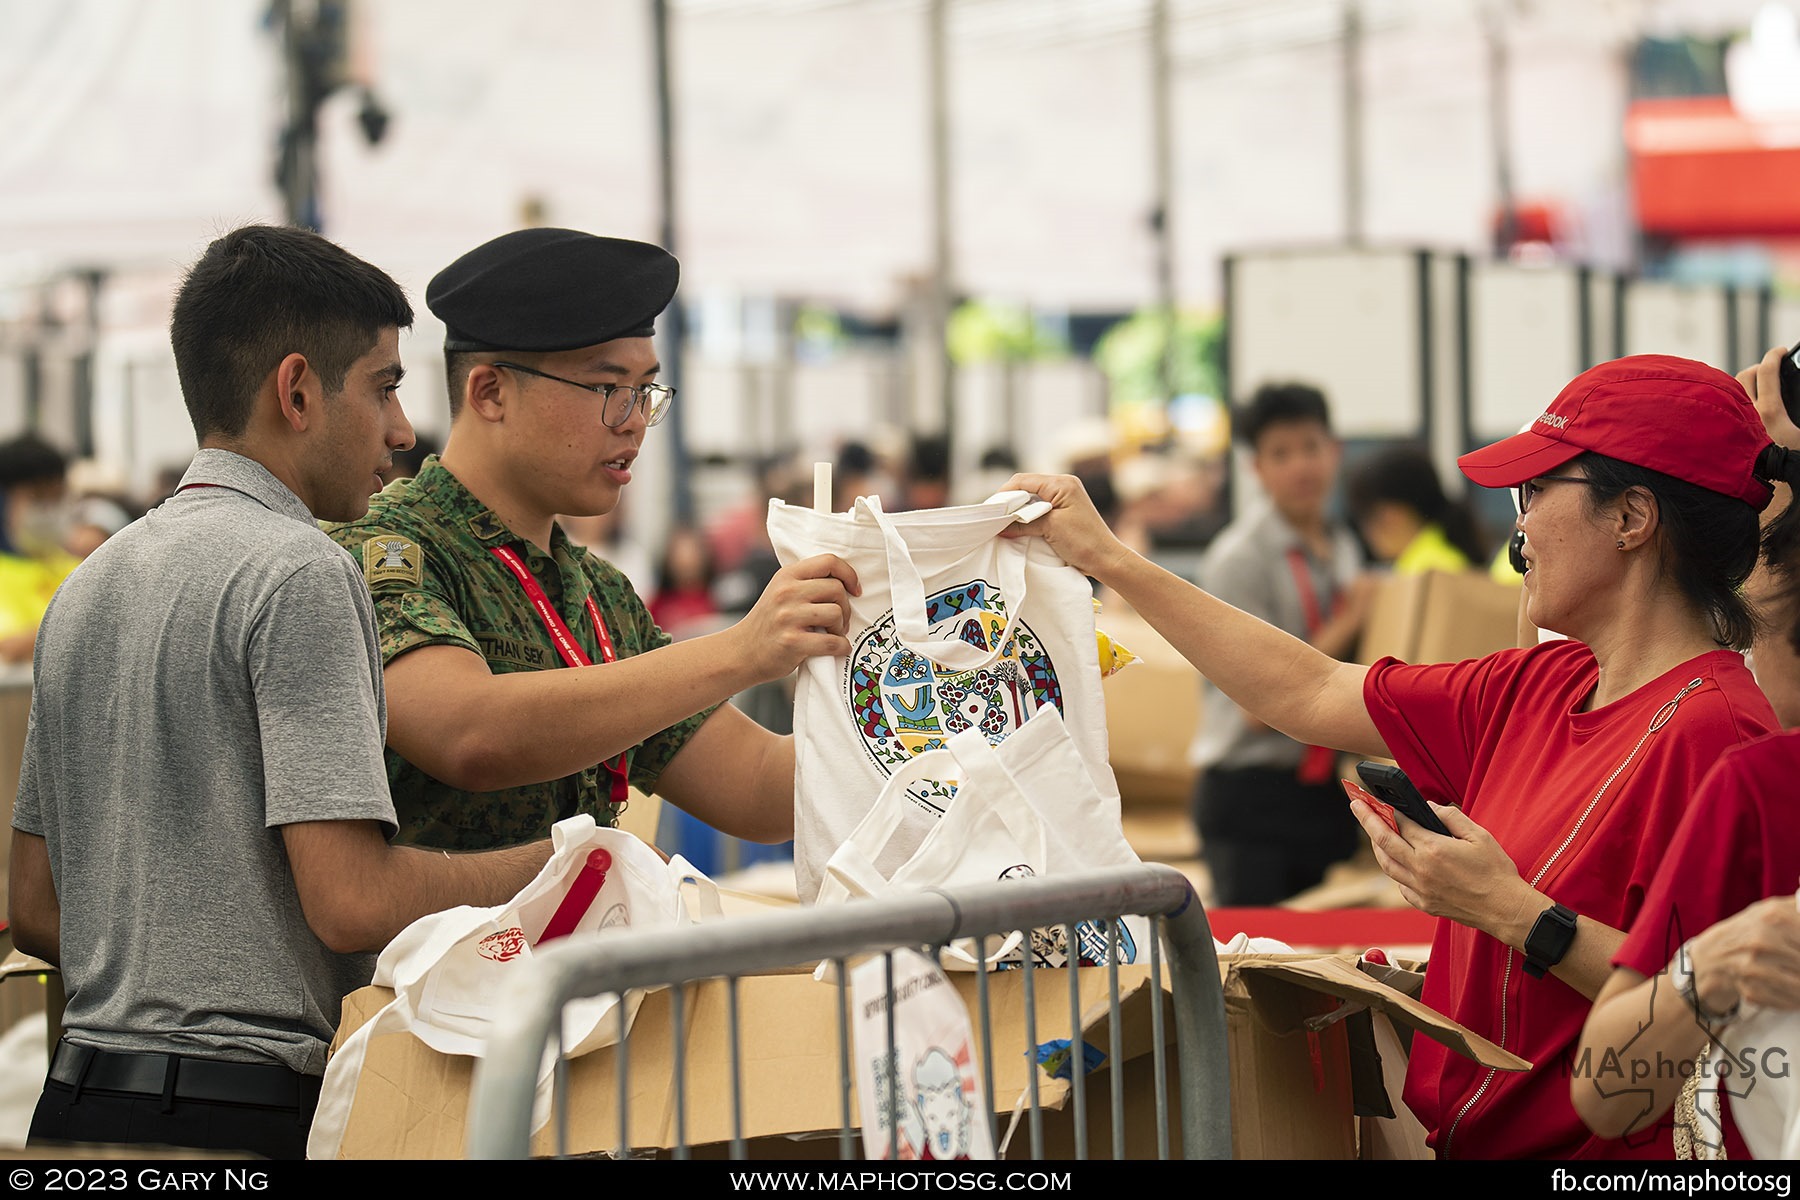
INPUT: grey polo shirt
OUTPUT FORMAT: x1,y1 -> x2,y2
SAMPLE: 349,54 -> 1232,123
1188,501 -> 1364,772
13,449 -> 397,1075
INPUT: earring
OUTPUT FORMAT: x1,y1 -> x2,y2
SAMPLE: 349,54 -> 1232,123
1616,540 -> 1626,550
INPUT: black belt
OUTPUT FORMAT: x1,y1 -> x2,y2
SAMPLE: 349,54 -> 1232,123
48,1040 -> 317,1109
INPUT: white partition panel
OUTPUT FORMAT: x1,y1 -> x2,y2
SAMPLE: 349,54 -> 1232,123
1466,262 -> 1587,443
1771,296 -> 1800,360
1226,249 -> 1430,439
1587,271 -> 1623,366
1620,280 -> 1731,368
1732,285 -> 1772,372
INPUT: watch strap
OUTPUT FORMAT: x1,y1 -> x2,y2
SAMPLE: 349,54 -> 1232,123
1523,902 -> 1578,979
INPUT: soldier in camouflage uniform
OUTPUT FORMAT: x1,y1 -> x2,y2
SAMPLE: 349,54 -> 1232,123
329,228 -> 858,851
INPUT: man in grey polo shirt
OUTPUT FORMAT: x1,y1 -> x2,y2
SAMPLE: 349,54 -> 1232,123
1190,382 -> 1377,905
7,225 -> 553,1160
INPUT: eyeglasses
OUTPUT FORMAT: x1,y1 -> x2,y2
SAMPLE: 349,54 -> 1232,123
490,361 -> 676,429
1515,474 -> 1595,513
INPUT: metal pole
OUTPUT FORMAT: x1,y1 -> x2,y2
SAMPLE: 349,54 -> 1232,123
71,269 -> 103,460
1150,0 -> 1177,406
1485,0 -> 1517,257
274,0 -> 322,231
928,0 -> 956,455
1342,0 -> 1363,245
651,0 -> 694,524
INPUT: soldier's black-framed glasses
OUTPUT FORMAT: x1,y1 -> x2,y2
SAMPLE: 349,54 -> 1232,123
490,361 -> 676,428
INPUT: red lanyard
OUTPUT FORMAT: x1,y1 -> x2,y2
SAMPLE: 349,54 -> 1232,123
1285,548 -> 1333,637
1284,548 -> 1341,786
489,545 -> 629,807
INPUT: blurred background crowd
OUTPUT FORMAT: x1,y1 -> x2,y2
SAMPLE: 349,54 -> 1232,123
6,0 -> 1800,883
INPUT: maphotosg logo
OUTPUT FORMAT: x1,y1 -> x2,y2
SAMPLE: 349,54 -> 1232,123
1568,911 -> 1776,1154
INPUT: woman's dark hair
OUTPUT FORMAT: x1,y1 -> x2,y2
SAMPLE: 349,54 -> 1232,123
1577,452 -> 1763,649
1766,511 -> 1800,656
1757,444 -> 1800,654
655,523 -> 716,595
1346,444 -> 1489,564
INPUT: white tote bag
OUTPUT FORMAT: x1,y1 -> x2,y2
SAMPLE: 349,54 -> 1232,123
851,949 -> 997,1160
1693,890 -> 1800,1160
818,706 -> 1149,972
768,491 -> 1120,903
308,816 -> 720,1159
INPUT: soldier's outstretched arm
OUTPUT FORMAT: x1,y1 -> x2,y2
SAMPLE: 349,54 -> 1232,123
383,554 -> 854,795
651,706 -> 796,844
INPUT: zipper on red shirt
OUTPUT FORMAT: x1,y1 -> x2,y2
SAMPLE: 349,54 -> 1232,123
1441,676 -> 1706,1159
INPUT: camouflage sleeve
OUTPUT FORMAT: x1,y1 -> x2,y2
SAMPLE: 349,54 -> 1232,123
328,523 -> 482,665
629,703 -> 720,793
594,559 -> 722,791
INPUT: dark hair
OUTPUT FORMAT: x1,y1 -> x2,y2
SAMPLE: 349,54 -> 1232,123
0,434 -> 68,490
1233,382 -> 1331,448
170,224 -> 413,440
1347,443 -> 1489,564
978,445 -> 1019,472
1757,445 -> 1800,654
1766,510 -> 1800,656
445,350 -> 480,419
909,434 -> 950,483
655,523 -> 715,595
1577,452 -> 1762,649
837,440 -> 877,475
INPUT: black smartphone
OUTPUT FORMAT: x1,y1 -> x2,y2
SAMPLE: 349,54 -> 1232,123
1778,341 -> 1800,424
1355,761 -> 1452,836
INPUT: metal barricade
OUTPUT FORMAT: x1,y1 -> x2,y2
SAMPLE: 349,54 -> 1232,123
466,863 -> 1228,1160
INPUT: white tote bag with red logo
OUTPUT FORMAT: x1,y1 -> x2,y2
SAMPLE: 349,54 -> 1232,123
768,492 -> 1120,903
307,816 -> 718,1159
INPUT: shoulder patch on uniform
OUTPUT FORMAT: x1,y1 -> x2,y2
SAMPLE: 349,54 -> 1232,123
361,530 -> 424,587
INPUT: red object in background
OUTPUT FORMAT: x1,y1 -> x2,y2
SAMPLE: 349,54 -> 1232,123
1627,96 -> 1800,237
1208,907 -> 1437,950
537,848 -> 613,944
1493,202 -> 1559,247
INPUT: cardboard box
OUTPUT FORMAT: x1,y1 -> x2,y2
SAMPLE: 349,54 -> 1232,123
1099,613 -> 1200,810
323,952 -> 1523,1160
1358,571 -> 1521,667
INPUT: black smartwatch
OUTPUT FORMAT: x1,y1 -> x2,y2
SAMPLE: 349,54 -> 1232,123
1523,903 -> 1578,978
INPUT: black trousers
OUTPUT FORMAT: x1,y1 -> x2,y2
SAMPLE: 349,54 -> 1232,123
30,1043 -> 323,1161
1193,764 -> 1362,907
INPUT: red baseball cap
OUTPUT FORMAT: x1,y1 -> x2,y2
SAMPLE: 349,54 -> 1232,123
1458,354 -> 1777,511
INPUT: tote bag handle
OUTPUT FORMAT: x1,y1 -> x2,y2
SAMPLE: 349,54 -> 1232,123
856,495 -> 1031,674
817,747 -> 960,906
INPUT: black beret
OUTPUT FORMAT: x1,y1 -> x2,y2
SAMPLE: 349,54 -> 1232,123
426,228 -> 679,353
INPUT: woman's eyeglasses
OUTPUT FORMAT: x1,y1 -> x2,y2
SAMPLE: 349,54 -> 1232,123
1516,474 -> 1595,513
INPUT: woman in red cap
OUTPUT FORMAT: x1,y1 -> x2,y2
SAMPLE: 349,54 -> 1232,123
1006,354 -> 1800,1159
1572,349 -> 1800,1159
